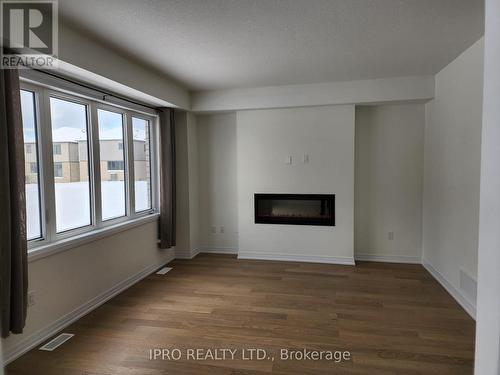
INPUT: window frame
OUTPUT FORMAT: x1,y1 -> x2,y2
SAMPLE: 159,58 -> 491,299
20,80 -> 160,254
46,90 -> 95,238
96,104 -> 129,222
131,114 -> 154,213
21,86 -> 45,242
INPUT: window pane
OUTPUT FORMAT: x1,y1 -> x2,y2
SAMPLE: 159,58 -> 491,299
21,90 -> 42,240
107,160 -> 124,171
98,109 -> 126,220
132,117 -> 152,212
50,97 -> 91,232
54,162 -> 63,177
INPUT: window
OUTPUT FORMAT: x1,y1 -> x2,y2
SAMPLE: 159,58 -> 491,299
132,117 -> 152,212
50,97 -> 92,233
21,81 -> 158,251
98,109 -> 126,221
107,160 -> 124,171
21,90 -> 42,240
53,162 -> 63,178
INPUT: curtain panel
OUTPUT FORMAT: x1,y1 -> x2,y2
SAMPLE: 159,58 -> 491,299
158,107 -> 176,249
0,69 -> 28,338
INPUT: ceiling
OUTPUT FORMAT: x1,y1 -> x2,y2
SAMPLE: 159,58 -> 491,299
59,0 -> 484,91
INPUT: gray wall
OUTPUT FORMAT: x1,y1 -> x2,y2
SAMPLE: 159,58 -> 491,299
422,38 -> 484,316
475,1 -> 500,371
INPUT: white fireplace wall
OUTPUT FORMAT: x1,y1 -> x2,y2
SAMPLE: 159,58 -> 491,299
237,105 -> 355,264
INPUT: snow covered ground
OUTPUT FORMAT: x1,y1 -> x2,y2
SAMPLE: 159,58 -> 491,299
26,181 -> 149,239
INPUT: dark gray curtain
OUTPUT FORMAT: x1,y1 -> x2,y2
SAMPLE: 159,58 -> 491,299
0,69 -> 28,338
158,108 -> 176,249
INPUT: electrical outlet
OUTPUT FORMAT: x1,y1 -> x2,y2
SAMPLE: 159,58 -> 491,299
28,290 -> 36,307
388,232 -> 394,240
303,154 -> 309,163
220,226 -> 225,234
211,226 -> 217,234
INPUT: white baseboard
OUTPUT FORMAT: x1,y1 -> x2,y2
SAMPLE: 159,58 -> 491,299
174,248 -> 200,259
355,254 -> 422,264
197,246 -> 238,255
422,258 -> 476,320
238,251 -> 355,265
3,252 -> 175,365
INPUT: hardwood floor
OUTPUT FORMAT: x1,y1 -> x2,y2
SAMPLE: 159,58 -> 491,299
6,254 -> 475,374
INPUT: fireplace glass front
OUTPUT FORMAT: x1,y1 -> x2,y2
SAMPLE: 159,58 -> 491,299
254,194 -> 335,226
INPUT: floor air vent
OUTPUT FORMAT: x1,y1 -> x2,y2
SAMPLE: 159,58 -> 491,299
156,267 -> 172,275
39,333 -> 74,351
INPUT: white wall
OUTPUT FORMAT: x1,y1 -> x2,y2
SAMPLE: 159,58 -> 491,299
196,113 -> 239,251
2,221 -> 174,363
59,22 -> 189,109
192,75 -> 434,112
475,1 -> 500,372
355,104 -> 425,263
422,38 -> 484,317
237,105 -> 355,264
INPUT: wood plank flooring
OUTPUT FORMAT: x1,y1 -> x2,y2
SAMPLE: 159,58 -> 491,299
6,254 -> 475,374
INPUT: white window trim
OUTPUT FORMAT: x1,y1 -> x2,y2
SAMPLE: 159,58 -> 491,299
21,80 -> 160,259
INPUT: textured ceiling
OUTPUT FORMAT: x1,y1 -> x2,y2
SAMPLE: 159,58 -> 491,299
59,0 -> 484,91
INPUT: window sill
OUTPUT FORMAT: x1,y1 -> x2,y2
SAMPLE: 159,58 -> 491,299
28,213 -> 160,263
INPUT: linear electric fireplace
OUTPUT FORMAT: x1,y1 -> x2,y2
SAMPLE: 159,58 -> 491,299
255,194 -> 335,226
